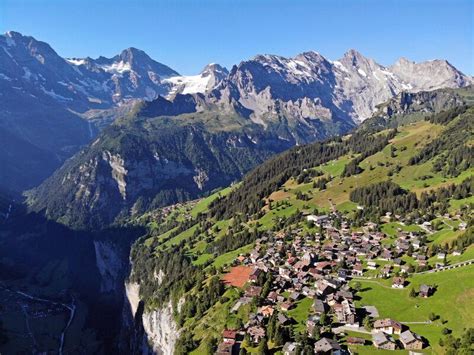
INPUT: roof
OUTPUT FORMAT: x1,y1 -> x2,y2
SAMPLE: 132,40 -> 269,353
419,284 -> 431,292
374,318 -> 402,329
222,329 -> 237,339
314,337 -> 341,352
400,330 -> 422,344
373,332 -> 392,346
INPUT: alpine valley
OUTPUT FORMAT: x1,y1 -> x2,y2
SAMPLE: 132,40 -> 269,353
0,30 -> 473,355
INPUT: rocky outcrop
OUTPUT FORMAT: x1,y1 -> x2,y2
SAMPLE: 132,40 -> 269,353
123,281 -> 181,355
141,301 -> 180,355
94,240 -> 125,293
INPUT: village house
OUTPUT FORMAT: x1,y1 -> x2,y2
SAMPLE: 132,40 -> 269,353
400,330 -> 424,350
373,332 -> 396,350
373,319 -> 403,334
247,326 -> 265,343
258,305 -> 274,317
222,329 -> 237,344
282,342 -> 299,355
314,337 -> 342,354
419,284 -> 434,298
313,298 -> 327,315
245,285 -> 262,298
392,276 -> 406,288
249,268 -> 263,282
367,261 -> 377,270
347,337 -> 365,345
216,342 -> 234,355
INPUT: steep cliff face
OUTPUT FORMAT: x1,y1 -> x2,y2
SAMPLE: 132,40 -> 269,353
94,240 -> 126,293
361,87 -> 471,130
123,281 -> 181,355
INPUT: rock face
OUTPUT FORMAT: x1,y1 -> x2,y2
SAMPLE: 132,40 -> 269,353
362,87 -> 469,130
123,282 -> 181,355
94,240 -> 125,293
208,49 -> 472,125
141,301 -> 180,355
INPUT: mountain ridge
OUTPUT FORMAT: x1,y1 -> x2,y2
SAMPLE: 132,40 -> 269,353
1,30 -> 472,196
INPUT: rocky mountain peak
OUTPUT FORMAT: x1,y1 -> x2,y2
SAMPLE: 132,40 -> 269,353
201,63 -> 228,77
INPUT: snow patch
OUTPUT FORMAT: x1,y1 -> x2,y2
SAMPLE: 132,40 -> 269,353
66,58 -> 87,66
40,86 -> 73,101
0,73 -> 11,81
333,60 -> 348,73
100,61 -> 132,74
163,74 -> 210,95
5,35 -> 15,47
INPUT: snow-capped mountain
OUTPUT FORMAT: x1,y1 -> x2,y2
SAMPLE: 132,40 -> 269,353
163,63 -> 229,98
205,49 -> 472,124
1,30 -> 472,194
0,31 -> 180,111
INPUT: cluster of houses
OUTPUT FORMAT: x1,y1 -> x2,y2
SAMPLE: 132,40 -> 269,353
215,213 -> 433,354
372,319 -> 424,350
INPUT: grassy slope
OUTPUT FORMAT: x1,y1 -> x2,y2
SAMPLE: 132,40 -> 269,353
351,265 -> 474,354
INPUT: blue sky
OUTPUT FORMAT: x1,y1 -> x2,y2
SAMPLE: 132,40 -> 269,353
1,0 -> 472,75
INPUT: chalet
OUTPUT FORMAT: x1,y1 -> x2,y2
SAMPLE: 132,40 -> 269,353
372,332 -> 396,350
347,337 -> 365,345
373,319 -> 403,335
313,299 -> 327,314
258,305 -> 274,317
305,315 -> 320,336
280,302 -> 293,312
392,277 -> 405,289
381,249 -> 393,260
352,263 -> 363,276
336,290 -> 354,301
306,214 -> 329,226
314,337 -> 342,354
247,326 -> 265,343
315,280 -> 335,297
367,261 -> 377,270
216,342 -> 234,355
282,342 -> 299,355
437,252 -> 446,260
381,264 -> 392,277
315,261 -> 333,273
245,286 -> 262,298
290,291 -> 301,301
338,269 -> 349,281
249,268 -> 263,282
400,330 -> 423,350
336,299 -> 357,326
412,239 -> 421,249
419,284 -> 433,298
267,291 -> 279,303
222,330 -> 237,344
278,313 -> 290,325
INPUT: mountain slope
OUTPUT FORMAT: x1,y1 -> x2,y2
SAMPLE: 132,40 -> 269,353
125,103 -> 473,355
25,103 -> 295,229
26,87 -> 472,229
